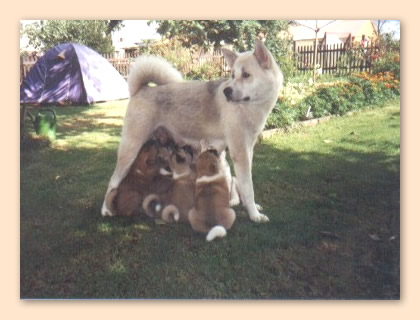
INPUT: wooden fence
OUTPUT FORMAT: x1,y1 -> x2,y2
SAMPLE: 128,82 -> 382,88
20,42 -> 381,83
295,41 -> 379,75
20,52 -> 230,83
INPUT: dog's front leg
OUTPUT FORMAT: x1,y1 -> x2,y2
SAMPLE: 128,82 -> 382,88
230,145 -> 269,223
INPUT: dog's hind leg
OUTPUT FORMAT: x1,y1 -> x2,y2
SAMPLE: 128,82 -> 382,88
101,118 -> 154,217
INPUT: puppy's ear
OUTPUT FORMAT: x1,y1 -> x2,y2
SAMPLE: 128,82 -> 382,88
182,145 -> 194,158
166,139 -> 176,152
253,39 -> 272,69
208,149 -> 219,157
222,48 -> 238,68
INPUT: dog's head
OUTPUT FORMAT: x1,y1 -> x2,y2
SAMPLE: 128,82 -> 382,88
221,39 -> 283,104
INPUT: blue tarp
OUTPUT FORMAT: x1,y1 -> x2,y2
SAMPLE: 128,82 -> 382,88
20,43 -> 129,105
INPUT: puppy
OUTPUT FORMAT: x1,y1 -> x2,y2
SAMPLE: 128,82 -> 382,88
143,145 -> 196,223
110,127 -> 175,217
112,139 -> 161,216
188,144 -> 236,241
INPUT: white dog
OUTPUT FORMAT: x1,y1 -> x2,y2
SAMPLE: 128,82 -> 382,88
102,39 -> 283,223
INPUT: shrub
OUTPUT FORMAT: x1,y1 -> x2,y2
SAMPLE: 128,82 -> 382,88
265,71 -> 400,130
186,61 -> 225,80
372,53 -> 400,79
266,100 -> 306,129
139,38 -> 193,76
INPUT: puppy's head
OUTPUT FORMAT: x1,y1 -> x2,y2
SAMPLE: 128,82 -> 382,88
195,148 -> 220,178
170,145 -> 194,176
131,140 -> 160,175
152,126 -> 176,150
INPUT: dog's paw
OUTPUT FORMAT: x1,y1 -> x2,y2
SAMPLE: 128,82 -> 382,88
250,213 -> 270,223
255,203 -> 263,211
229,197 -> 241,207
101,208 -> 114,217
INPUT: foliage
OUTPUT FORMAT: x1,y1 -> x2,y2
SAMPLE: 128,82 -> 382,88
138,38 -> 228,81
23,20 -> 121,54
151,20 -> 296,80
138,38 -> 193,75
186,62 -> 225,81
265,72 -> 400,129
371,33 -> 400,79
372,53 -> 400,79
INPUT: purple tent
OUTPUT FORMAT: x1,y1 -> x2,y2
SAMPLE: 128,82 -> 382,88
20,43 -> 129,105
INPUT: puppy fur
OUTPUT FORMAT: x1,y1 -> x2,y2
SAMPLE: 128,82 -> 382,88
188,148 -> 236,241
113,140 -> 161,216
144,145 -> 196,223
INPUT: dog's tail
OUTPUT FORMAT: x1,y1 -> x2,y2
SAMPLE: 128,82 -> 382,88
206,225 -> 227,242
128,55 -> 183,97
161,205 -> 180,223
142,194 -> 162,218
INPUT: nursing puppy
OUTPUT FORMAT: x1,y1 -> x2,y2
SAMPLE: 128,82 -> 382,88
109,127 -> 175,217
102,39 -> 283,223
112,140 -> 161,217
188,146 -> 236,241
144,145 -> 196,223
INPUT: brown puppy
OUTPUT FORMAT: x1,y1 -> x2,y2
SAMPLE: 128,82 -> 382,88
188,146 -> 236,241
110,126 -> 175,217
143,145 -> 196,223
113,139 -> 161,216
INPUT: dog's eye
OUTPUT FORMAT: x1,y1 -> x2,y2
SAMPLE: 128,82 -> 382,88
232,71 -> 235,79
242,71 -> 250,78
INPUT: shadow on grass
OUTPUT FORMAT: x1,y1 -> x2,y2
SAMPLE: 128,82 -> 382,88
20,130 -> 400,299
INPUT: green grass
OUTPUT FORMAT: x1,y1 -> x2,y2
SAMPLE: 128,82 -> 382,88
20,99 -> 400,299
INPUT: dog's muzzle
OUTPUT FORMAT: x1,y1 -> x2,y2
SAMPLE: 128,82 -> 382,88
223,87 -> 250,103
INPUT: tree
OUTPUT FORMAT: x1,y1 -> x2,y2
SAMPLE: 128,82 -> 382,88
151,20 -> 290,54
150,20 -> 295,79
23,20 -> 123,54
375,20 -> 388,37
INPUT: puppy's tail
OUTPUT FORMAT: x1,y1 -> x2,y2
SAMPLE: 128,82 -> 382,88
142,194 -> 162,218
162,205 -> 180,223
206,225 -> 227,242
128,55 -> 183,97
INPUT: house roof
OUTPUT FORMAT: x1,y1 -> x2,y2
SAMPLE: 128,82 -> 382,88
289,20 -> 376,41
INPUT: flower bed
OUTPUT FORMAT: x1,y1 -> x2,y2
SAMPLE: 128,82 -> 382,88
265,72 -> 400,130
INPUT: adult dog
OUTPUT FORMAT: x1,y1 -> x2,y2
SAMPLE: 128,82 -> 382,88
102,39 -> 283,223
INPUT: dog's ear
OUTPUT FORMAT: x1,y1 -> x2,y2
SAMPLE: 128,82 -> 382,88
253,39 -> 272,69
222,48 -> 238,68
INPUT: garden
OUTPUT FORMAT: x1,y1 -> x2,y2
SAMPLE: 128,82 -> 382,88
20,24 -> 400,299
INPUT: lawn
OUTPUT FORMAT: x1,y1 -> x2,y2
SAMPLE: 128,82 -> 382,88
20,99 -> 400,299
